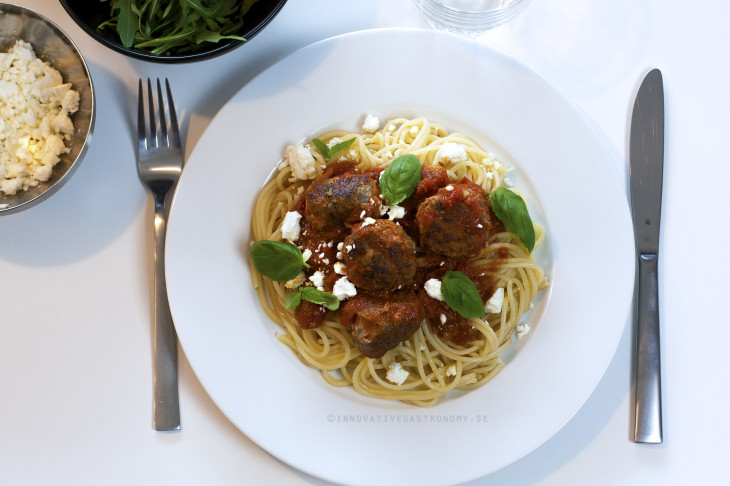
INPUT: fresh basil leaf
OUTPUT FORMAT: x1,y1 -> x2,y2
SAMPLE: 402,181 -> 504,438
311,138 -> 329,159
490,187 -> 536,253
300,286 -> 340,311
441,271 -> 485,318
327,138 -> 356,161
378,154 -> 421,205
249,240 -> 305,282
312,137 -> 356,162
285,291 -> 302,309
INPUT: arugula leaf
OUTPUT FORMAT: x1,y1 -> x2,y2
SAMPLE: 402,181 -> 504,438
249,240 -> 307,282
489,187 -> 536,253
441,271 -> 485,318
378,154 -> 421,205
285,287 -> 340,311
312,137 -> 356,162
99,0 -> 257,56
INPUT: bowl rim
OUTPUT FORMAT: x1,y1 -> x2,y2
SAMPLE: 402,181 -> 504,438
58,0 -> 288,63
0,2 -> 95,215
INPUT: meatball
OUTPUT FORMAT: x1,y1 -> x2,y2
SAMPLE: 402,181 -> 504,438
343,219 -> 417,291
340,291 -> 425,358
416,180 -> 496,259
305,172 -> 382,237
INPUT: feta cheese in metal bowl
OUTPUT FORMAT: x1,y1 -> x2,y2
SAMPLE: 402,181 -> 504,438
0,4 -> 94,214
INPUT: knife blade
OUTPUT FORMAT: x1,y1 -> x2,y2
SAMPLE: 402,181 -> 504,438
630,68 -> 664,444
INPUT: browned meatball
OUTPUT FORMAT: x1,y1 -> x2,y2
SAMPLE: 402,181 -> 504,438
416,179 -> 496,259
340,291 -> 424,358
343,219 -> 417,291
305,172 -> 382,237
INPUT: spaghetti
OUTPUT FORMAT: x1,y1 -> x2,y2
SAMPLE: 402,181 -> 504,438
250,117 -> 548,406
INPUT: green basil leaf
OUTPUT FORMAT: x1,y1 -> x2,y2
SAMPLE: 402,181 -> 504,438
378,154 -> 421,205
489,187 -> 536,253
300,287 -> 340,311
285,291 -> 302,309
311,138 -> 329,160
312,137 -> 356,162
327,138 -> 356,161
249,240 -> 305,282
441,271 -> 485,318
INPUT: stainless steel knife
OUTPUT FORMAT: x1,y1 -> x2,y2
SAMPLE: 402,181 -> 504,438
630,68 -> 664,444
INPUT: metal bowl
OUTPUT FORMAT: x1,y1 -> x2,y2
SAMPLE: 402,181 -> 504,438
59,0 -> 288,63
0,3 -> 94,215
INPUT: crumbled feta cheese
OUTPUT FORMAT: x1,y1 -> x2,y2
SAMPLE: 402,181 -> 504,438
445,364 -> 457,377
285,273 -> 304,289
424,278 -> 443,301
515,323 -> 530,338
439,313 -> 447,324
385,204 -> 406,221
280,211 -> 302,241
318,252 -> 325,259
336,251 -> 344,260
503,176 -> 514,187
337,242 -> 344,251
485,287 -> 504,313
362,114 -> 380,133
0,40 -> 79,196
444,185 -> 454,191
409,126 -> 418,135
322,258 -> 329,265
345,244 -> 353,253
302,249 -> 312,262
285,144 -> 318,180
386,362 -> 409,385
359,209 -> 366,219
333,276 -> 357,300
434,142 -> 467,165
387,124 -> 396,132
361,217 -> 376,227
477,224 -> 483,229
334,262 -> 346,275
326,137 -> 342,148
309,271 -> 325,290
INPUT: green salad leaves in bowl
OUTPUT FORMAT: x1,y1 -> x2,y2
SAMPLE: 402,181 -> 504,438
60,0 -> 287,62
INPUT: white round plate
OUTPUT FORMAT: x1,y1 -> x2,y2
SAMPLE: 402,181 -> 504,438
166,28 -> 634,486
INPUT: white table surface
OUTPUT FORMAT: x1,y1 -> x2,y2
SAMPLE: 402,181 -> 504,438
2,1 -> 729,485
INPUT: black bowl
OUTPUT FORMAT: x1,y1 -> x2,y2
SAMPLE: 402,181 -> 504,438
59,0 -> 287,63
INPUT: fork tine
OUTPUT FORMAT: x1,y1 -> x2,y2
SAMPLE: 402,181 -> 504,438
165,79 -> 181,150
146,78 -> 157,149
137,79 -> 146,153
156,79 -> 168,148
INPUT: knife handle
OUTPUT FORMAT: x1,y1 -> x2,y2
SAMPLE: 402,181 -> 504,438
633,253 -> 663,443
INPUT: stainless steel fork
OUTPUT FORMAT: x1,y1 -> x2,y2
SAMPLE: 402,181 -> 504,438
136,78 -> 182,431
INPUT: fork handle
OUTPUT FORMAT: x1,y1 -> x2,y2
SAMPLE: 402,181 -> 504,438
152,198 -> 181,431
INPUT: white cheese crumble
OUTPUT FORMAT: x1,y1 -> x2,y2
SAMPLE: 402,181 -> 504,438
326,137 -> 342,148
0,40 -> 80,196
424,278 -> 444,301
409,125 -> 418,135
280,211 -> 302,241
385,204 -> 405,221
515,323 -> 531,339
333,262 -> 346,275
309,271 -> 325,290
439,313 -> 447,324
386,362 -> 409,386
444,185 -> 454,191
485,287 -> 505,313
434,142 -> 467,165
361,217 -> 376,227
333,276 -> 357,300
362,114 -> 380,133
285,144 -> 318,180
445,364 -> 457,377
302,249 -> 312,262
